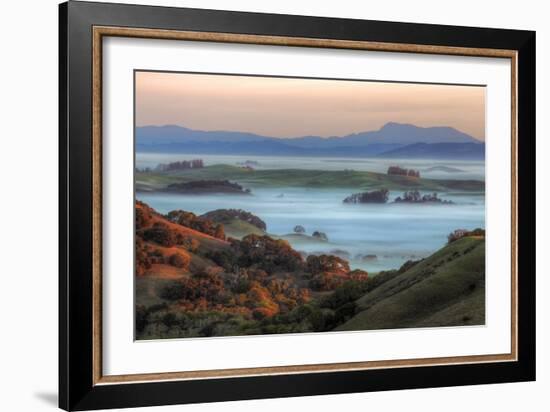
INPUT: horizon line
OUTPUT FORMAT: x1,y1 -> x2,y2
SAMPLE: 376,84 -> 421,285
135,121 -> 484,142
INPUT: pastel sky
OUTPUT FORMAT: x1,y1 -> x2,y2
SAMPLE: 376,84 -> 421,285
135,71 -> 486,141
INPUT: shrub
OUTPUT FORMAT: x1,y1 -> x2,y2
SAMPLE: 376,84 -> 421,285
293,225 -> 306,234
168,252 -> 190,269
348,269 -> 369,282
387,166 -> 420,178
306,254 -> 350,276
135,238 -> 152,276
141,226 -> 177,247
135,203 -> 153,229
166,210 -> 225,239
343,189 -> 389,204
135,305 -> 148,333
309,272 -> 344,291
447,228 -> 485,243
312,231 -> 328,241
155,159 -> 204,172
159,281 -> 186,301
161,312 -> 178,328
201,209 -> 267,231
235,234 -> 304,274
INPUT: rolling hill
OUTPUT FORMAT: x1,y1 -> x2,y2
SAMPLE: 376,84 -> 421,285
136,164 -> 485,192
336,236 -> 485,331
136,201 -> 486,339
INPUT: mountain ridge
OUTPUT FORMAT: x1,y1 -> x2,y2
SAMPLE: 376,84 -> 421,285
136,122 -> 484,159
137,122 -> 482,145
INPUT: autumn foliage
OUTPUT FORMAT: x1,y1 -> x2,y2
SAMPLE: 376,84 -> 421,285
166,210 -> 225,240
447,228 -> 485,244
135,201 -> 373,338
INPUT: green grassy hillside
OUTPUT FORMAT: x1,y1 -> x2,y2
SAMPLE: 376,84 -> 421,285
336,237 -> 485,331
223,218 -> 266,239
136,164 -> 484,191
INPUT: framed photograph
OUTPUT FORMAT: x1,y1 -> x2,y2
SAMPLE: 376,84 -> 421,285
59,1 -> 536,410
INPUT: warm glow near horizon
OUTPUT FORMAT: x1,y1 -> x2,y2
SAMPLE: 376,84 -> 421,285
135,71 -> 485,140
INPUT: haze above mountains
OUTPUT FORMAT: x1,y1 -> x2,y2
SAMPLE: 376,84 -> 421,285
136,122 -> 485,160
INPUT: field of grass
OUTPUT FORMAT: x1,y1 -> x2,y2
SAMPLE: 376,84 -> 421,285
222,218 -> 266,239
336,236 -> 485,331
136,164 -> 484,192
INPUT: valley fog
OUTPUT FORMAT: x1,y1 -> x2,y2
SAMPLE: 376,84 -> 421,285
136,155 -> 485,272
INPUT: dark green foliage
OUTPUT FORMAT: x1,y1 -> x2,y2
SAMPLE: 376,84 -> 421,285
165,210 -> 226,239
233,234 -> 305,274
161,312 -> 178,328
201,209 -> 267,231
394,190 -> 453,204
447,227 -> 485,244
343,189 -> 389,204
166,180 -> 250,195
135,305 -> 148,333
306,254 -> 349,275
156,159 -> 204,171
159,281 -> 186,301
141,224 -> 177,247
168,252 -> 189,269
387,166 -> 420,178
320,281 -> 371,310
312,231 -> 328,241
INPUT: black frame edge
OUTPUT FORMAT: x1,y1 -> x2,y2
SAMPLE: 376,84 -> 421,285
59,1 -> 536,410
59,2 -> 69,410
516,30 -> 536,382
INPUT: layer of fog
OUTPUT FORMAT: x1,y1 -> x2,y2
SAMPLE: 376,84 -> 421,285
137,187 -> 484,272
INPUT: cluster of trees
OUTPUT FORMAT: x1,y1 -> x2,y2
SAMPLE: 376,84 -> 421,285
166,180 -> 251,195
201,209 -> 267,231
447,228 -> 485,244
165,210 -> 225,239
136,201 -> 153,228
136,260 -> 414,339
343,189 -> 389,204
136,238 -> 152,276
306,254 -> 368,291
387,166 -> 420,178
160,268 -> 225,303
157,263 -> 311,319
394,190 -> 453,204
135,236 -> 192,276
291,226 -> 328,241
229,234 -> 305,274
139,221 -> 202,250
136,202 -> 210,276
155,159 -> 204,171
312,231 -> 328,241
135,201 -> 404,339
141,222 -> 181,246
135,303 -> 248,338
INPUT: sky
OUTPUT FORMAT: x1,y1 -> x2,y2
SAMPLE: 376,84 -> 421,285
135,71 -> 486,141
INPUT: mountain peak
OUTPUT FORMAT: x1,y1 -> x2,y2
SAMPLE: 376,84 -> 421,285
136,122 -> 481,153
380,121 -> 412,130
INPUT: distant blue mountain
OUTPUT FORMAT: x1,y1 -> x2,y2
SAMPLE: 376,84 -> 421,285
377,142 -> 485,160
136,123 -> 484,159
137,125 -> 270,144
286,122 -> 479,148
